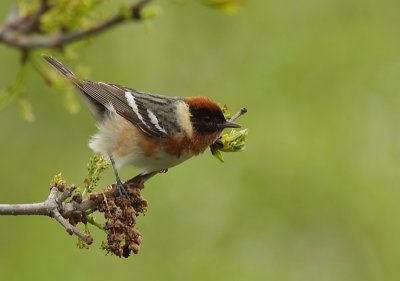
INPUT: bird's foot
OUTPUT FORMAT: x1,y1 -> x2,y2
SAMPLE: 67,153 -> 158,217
116,178 -> 129,197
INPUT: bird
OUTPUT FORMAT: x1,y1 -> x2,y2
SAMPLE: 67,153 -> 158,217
43,56 -> 241,194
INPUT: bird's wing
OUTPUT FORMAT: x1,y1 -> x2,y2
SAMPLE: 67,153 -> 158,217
79,81 -> 170,138
43,56 -> 175,138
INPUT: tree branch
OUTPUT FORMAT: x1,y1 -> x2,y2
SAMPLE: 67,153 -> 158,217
0,201 -> 51,216
0,179 -> 146,256
0,186 -> 93,244
0,0 -> 152,50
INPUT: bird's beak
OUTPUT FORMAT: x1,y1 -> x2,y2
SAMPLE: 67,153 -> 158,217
221,120 -> 241,129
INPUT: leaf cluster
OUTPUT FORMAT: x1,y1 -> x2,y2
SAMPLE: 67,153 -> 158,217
18,0 -> 104,33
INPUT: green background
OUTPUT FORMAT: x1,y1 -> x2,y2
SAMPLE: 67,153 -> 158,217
1,0 -> 400,280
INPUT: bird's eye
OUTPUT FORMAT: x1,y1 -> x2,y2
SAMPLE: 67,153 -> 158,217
203,115 -> 212,123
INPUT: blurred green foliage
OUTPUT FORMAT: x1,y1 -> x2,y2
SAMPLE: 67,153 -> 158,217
1,0 -> 400,280
17,0 -> 102,32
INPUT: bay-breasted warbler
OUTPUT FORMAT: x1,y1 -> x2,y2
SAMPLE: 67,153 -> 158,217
44,56 -> 240,193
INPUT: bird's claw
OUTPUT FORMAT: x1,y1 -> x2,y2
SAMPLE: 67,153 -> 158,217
116,179 -> 129,197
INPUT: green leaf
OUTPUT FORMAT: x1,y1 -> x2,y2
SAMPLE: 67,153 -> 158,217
210,147 -> 225,163
50,173 -> 66,187
18,97 -> 35,122
141,5 -> 162,20
198,0 -> 245,14
210,128 -> 249,162
218,128 -> 248,152
83,154 -> 110,197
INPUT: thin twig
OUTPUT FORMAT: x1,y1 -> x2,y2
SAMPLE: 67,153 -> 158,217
0,0 -> 152,50
229,107 -> 247,122
56,184 -> 77,204
51,206 -> 93,244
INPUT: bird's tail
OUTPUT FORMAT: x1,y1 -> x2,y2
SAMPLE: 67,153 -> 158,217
43,56 -> 78,82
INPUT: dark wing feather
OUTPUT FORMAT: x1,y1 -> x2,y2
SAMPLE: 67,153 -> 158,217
78,81 -> 168,138
43,56 -> 172,138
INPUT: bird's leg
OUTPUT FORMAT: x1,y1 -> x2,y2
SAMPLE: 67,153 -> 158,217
109,154 -> 128,197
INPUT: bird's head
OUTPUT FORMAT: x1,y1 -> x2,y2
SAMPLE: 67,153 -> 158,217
185,96 -> 240,135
